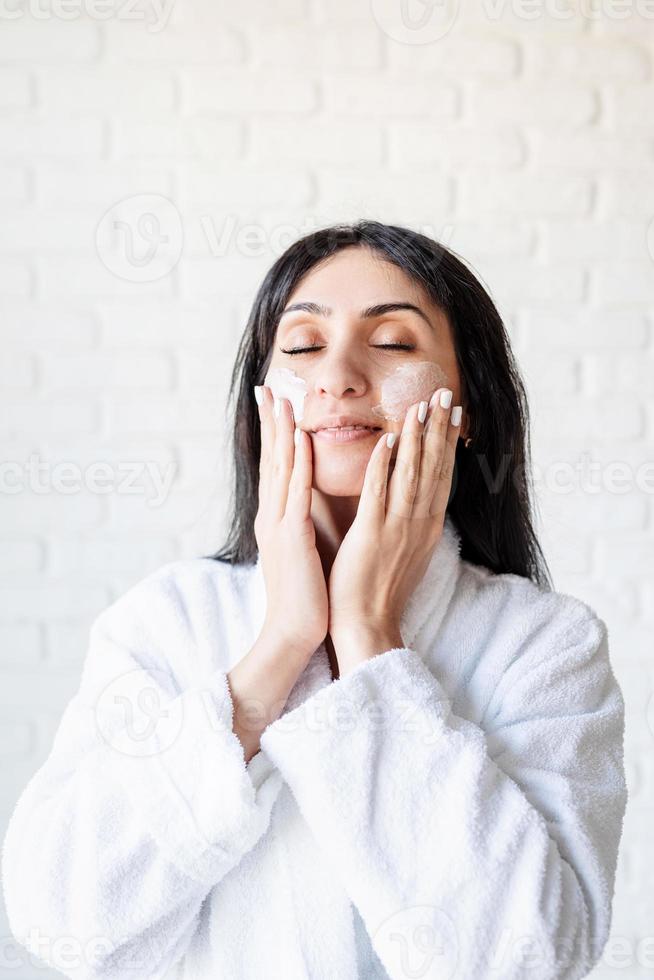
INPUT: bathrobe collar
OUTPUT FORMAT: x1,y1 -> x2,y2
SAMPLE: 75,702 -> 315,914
251,513 -> 463,709
397,510 -> 462,651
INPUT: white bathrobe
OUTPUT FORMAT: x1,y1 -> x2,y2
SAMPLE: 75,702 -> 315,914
1,515 -> 627,980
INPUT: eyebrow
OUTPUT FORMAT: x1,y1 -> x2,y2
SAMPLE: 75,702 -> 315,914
280,301 -> 433,330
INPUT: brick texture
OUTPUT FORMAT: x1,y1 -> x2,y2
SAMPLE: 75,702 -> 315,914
1,2 -> 653,976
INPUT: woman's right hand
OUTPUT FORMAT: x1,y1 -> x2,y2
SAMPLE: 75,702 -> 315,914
253,385 -> 329,659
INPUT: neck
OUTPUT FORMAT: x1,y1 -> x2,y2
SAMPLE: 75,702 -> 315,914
310,489 -> 360,581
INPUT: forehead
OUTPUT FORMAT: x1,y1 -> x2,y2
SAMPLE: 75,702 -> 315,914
280,246 -> 454,343
286,246 -> 431,310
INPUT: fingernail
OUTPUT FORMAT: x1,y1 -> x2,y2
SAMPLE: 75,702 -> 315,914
451,405 -> 462,426
417,400 -> 428,424
440,389 -> 452,409
273,396 -> 281,418
428,390 -> 439,410
294,426 -> 301,446
254,385 -> 263,407
386,432 -> 396,448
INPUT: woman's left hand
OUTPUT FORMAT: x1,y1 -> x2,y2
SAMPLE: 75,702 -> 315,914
327,388 -> 461,672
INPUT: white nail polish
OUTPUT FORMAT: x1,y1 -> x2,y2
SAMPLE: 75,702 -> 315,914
440,389 -> 452,409
386,432 -> 396,448
254,385 -> 263,407
418,401 -> 428,424
294,426 -> 301,446
451,405 -> 462,426
273,396 -> 281,418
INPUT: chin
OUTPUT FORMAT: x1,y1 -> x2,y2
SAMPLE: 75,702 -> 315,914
310,442 -> 399,495
311,453 -> 368,496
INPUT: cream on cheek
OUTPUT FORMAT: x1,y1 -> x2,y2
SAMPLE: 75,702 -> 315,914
263,366 -> 309,422
371,361 -> 450,423
264,360 -> 451,426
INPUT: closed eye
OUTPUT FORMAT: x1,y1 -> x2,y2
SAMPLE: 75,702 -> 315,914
280,344 -> 415,355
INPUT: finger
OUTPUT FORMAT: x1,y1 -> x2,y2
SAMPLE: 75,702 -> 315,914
269,396 -> 295,522
429,402 -> 462,521
256,384 -> 276,505
385,400 -> 426,522
286,425 -> 314,524
413,387 -> 452,521
355,430 -> 395,526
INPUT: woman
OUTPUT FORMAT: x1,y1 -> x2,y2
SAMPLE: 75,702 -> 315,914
2,221 -> 627,980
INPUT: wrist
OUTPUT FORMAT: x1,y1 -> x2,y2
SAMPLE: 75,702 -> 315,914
331,623 -> 405,669
259,621 -> 315,663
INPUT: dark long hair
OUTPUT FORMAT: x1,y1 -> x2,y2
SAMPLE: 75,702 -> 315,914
206,219 -> 552,590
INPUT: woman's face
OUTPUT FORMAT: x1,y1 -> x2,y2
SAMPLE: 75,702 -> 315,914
265,245 -> 467,496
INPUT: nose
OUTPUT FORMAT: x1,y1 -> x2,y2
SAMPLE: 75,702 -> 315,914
311,348 -> 369,401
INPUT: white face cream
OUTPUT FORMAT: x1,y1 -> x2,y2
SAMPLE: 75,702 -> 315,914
370,361 -> 450,422
264,360 -> 450,426
263,366 -> 309,422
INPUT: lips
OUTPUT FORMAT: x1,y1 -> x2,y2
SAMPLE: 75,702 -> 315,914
311,416 -> 383,432
317,425 -> 379,432
311,426 -> 383,444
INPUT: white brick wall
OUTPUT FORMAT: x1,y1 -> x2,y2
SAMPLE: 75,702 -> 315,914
1,2 -> 653,976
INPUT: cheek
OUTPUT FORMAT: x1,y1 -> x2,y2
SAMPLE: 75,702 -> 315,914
263,366 -> 309,422
371,361 -> 450,423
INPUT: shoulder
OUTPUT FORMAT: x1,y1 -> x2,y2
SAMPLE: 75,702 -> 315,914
93,556 -> 235,623
446,559 -> 622,721
67,559 -> 246,719
89,555 -> 255,656
454,557 -> 607,651
436,561 -> 620,707
83,556 -> 259,690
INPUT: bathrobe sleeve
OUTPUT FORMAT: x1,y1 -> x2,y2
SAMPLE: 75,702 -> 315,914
259,598 -> 627,980
1,575 -> 281,980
